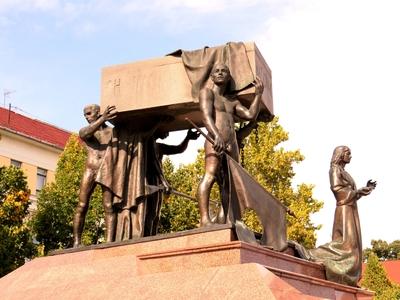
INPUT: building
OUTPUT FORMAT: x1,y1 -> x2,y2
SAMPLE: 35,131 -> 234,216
381,260 -> 400,284
0,106 -> 71,210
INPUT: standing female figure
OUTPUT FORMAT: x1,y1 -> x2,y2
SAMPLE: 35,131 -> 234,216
310,146 -> 376,286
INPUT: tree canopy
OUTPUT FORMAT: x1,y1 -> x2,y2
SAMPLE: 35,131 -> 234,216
31,135 -> 104,253
363,239 -> 400,261
239,118 -> 323,248
0,166 -> 35,277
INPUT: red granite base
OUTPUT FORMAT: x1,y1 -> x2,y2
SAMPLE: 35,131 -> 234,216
0,226 -> 374,300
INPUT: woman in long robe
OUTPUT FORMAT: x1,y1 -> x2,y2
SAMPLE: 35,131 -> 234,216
309,146 -> 376,286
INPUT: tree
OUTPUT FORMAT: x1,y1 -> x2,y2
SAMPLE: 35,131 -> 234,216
240,118 -> 323,248
159,150 -> 223,234
31,135 -> 104,253
0,166 -> 35,277
363,239 -> 400,261
361,252 -> 400,299
160,117 -> 323,248
159,157 -> 200,233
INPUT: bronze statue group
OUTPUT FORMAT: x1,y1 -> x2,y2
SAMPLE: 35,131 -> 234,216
72,62 -> 376,287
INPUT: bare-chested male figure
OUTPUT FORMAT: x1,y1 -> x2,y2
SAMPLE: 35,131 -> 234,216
196,63 -> 264,227
73,104 -> 117,247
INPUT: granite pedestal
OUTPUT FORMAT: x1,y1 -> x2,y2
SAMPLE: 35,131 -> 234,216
0,225 -> 374,299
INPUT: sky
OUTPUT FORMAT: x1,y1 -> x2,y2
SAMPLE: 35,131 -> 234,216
1,0 -> 399,247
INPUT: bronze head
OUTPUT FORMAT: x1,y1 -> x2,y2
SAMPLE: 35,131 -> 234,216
331,145 -> 351,166
83,104 -> 100,124
210,62 -> 231,85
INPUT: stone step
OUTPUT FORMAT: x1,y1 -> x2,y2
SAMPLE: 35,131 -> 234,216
136,240 -> 326,281
266,265 -> 374,300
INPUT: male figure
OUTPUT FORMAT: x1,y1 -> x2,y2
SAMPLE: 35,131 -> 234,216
196,63 -> 264,226
73,104 -> 117,247
144,128 -> 200,236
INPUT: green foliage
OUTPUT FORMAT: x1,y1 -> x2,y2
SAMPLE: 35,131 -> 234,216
159,157 -> 200,233
361,252 -> 400,300
0,166 -> 35,277
31,135 -> 104,253
363,239 -> 400,261
241,208 -> 262,232
240,117 -> 323,248
379,287 -> 400,300
159,148 -> 224,234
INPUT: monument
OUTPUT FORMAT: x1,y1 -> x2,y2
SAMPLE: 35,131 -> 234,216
0,42 -> 376,300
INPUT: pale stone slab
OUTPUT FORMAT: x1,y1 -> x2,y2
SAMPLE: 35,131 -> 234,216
100,42 -> 273,131
0,227 -> 374,300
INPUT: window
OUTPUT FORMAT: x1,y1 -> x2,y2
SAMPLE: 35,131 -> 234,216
10,159 -> 22,168
36,167 -> 47,194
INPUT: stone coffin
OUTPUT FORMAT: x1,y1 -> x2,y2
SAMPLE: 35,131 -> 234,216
100,42 -> 273,131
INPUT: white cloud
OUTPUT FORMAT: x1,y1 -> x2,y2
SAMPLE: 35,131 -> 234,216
117,0 -> 271,33
78,21 -> 97,35
1,0 -> 269,36
0,0 -> 59,12
0,15 -> 10,25
120,0 -> 265,14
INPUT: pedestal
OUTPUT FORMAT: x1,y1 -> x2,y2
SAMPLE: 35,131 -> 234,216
0,225 -> 374,299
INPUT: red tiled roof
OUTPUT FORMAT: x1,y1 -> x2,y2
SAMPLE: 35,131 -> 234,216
382,260 -> 400,284
362,260 -> 400,284
0,106 -> 71,149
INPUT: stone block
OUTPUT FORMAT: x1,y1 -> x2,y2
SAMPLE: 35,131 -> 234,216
100,42 -> 273,131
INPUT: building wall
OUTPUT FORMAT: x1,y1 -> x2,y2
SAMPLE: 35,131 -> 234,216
0,129 -> 62,210
0,154 -> 9,167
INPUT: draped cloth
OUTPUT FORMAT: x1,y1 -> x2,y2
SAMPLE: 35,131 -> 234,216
226,155 -> 288,251
169,42 -> 255,99
96,126 -> 160,241
308,165 -> 363,286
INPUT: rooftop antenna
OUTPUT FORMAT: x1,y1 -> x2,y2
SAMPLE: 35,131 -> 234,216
8,103 -> 11,124
3,89 -> 16,107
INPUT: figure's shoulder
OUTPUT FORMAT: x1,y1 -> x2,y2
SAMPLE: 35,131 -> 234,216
329,165 -> 340,173
329,165 -> 345,179
78,126 -> 91,140
199,87 -> 214,99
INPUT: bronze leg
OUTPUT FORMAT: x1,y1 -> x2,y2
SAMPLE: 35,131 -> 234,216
102,187 -> 116,243
197,148 -> 221,227
73,170 -> 95,248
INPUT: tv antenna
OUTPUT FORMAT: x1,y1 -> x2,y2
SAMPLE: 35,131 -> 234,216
3,89 -> 16,107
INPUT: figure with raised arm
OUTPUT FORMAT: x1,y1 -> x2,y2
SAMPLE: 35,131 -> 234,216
144,128 -> 200,236
196,63 -> 263,227
73,104 -> 117,247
